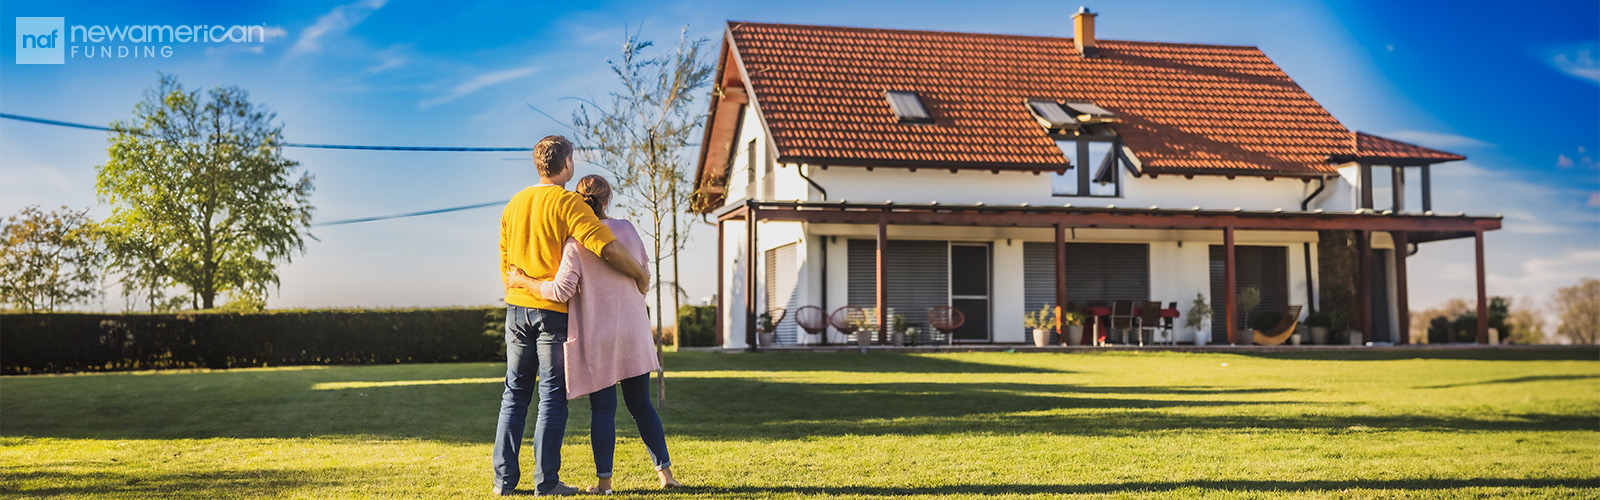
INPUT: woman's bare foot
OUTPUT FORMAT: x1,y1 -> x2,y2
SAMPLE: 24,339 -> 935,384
658,468 -> 681,489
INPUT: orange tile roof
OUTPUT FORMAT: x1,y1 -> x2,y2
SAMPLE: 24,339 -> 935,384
718,21 -> 1463,178
1338,131 -> 1468,163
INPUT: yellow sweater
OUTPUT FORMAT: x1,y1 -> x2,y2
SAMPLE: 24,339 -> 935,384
499,185 -> 617,312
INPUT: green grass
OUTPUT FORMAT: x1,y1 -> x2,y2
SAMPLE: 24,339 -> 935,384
3,349 -> 1598,498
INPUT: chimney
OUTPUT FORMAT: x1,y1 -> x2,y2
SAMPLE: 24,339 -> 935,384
1073,6 -> 1097,58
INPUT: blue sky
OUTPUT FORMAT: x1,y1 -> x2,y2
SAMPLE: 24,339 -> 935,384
2,0 -> 1596,319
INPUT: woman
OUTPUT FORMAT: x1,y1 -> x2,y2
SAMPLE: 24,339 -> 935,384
505,174 -> 681,494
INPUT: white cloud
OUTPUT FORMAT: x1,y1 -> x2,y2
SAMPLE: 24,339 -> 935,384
1558,154 -> 1575,168
1589,192 -> 1600,208
366,45 -> 409,74
282,0 -> 388,63
262,25 -> 289,42
1544,43 -> 1600,85
1380,130 -> 1492,150
418,65 -> 541,109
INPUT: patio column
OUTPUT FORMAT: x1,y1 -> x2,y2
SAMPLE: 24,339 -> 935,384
1475,229 -> 1488,343
1392,165 -> 1406,212
876,218 -> 888,344
1359,163 -> 1375,210
1055,223 -> 1069,343
1357,230 -> 1372,341
1224,226 -> 1236,344
1420,164 -> 1433,212
746,204 -> 758,351
716,217 -> 725,346
1393,231 -> 1410,344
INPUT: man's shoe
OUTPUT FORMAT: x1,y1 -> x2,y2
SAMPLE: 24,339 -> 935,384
491,486 -> 515,496
535,482 -> 583,496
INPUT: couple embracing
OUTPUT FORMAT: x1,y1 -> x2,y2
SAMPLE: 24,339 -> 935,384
492,135 -> 681,496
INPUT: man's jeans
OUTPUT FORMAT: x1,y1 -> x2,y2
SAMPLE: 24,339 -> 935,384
492,306 -> 568,494
589,372 -> 672,478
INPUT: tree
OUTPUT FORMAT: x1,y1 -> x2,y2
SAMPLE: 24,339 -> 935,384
1552,278 -> 1600,344
571,26 -> 714,402
97,74 -> 314,310
0,205 -> 104,312
1505,296 -> 1548,344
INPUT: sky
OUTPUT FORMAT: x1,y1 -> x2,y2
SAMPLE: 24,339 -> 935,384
1,0 -> 1596,324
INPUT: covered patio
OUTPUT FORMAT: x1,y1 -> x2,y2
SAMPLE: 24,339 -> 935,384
715,200 -> 1503,349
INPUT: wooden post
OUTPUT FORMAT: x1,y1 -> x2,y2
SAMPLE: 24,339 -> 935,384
1359,163 -> 1375,210
876,219 -> 888,345
1357,230 -> 1372,341
1392,165 -> 1406,212
1055,223 -> 1069,344
1224,226 -> 1237,344
1077,140 -> 1091,196
1420,164 -> 1433,212
715,217 -> 724,347
1475,229 -> 1488,343
746,205 -> 758,351
1393,232 -> 1410,344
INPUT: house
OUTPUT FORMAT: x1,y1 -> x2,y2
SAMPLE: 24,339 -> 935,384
691,10 -> 1501,348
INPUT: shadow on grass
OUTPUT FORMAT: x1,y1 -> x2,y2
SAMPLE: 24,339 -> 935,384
693,477 -> 1600,496
1416,373 -> 1599,389
1238,347 -> 1600,362
0,464 -> 335,498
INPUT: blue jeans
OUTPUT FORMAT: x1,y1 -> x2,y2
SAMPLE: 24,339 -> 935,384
492,306 -> 568,494
589,372 -> 672,478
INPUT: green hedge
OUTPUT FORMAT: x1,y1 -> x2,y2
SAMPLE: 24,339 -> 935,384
676,305 -> 717,347
2,308 -> 507,375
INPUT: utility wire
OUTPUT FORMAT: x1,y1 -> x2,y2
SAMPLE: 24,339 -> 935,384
1,113 -> 532,152
314,200 -> 509,227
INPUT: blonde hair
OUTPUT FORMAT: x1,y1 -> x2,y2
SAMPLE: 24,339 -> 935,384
574,174 -> 612,219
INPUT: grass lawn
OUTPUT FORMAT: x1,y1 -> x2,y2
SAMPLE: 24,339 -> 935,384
3,349 -> 1598,498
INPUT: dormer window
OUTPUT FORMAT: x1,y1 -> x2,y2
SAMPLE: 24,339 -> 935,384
1027,100 -> 1080,133
1062,102 -> 1118,124
884,90 -> 933,123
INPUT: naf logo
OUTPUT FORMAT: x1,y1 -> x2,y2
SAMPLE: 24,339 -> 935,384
16,17 -> 65,64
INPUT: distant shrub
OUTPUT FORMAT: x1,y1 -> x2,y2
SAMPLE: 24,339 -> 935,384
676,305 -> 717,347
1,308 -> 505,374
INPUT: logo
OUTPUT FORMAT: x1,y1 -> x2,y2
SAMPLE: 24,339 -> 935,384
16,17 -> 64,64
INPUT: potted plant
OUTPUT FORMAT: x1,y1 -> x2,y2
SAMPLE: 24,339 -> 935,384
854,308 -> 876,349
1185,293 -> 1212,346
1290,323 -> 1308,346
1059,305 -> 1085,346
756,311 -> 776,347
890,313 -> 908,347
1024,305 -> 1055,347
1235,286 -> 1261,345
1304,311 -> 1331,345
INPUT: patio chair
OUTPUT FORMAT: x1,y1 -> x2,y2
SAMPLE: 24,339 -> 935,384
1252,305 -> 1304,346
1108,300 -> 1135,344
829,306 -> 869,346
794,306 -> 829,344
927,306 -> 964,345
1136,301 -> 1164,347
1162,301 -> 1179,344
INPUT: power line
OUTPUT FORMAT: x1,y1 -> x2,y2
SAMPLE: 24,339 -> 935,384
1,113 -> 532,152
314,200 -> 509,227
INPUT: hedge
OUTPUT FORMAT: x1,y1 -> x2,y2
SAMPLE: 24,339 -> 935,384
676,305 -> 717,347
2,308 -> 507,375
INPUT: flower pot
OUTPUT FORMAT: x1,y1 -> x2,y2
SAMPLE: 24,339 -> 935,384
1347,331 -> 1364,346
1309,326 -> 1329,345
758,332 -> 775,347
1063,325 -> 1084,346
1235,329 -> 1253,346
856,331 -> 871,349
1289,333 -> 1302,346
891,329 -> 905,347
1032,328 -> 1050,347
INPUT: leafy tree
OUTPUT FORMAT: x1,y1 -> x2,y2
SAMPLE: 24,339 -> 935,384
1505,296 -> 1548,344
0,206 -> 104,312
97,74 -> 314,310
1553,278 -> 1600,344
571,26 -> 714,402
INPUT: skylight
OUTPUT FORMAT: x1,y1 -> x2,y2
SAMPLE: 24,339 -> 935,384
1062,102 -> 1118,124
884,90 -> 933,123
1027,100 -> 1080,131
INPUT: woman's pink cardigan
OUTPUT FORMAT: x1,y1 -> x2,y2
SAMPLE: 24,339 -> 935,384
536,219 -> 660,399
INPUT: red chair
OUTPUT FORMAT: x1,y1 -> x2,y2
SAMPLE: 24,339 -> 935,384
829,306 -> 869,345
927,306 -> 964,345
794,306 -> 829,344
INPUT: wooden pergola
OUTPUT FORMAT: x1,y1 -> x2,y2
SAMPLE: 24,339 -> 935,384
715,200 -> 1502,349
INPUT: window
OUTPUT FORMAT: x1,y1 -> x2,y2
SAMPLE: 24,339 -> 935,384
1051,138 -> 1127,198
1028,100 -> 1080,131
1062,102 -> 1118,124
884,90 -> 933,123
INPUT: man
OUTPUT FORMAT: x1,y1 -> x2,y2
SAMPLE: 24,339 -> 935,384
494,135 -> 650,496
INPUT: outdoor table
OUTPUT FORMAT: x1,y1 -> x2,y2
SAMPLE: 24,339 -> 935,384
1083,306 -> 1111,345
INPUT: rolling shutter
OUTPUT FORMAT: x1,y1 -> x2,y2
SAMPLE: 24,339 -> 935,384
764,243 -> 800,344
847,239 -> 949,328
1208,245 -> 1289,342
1026,241 -> 1149,305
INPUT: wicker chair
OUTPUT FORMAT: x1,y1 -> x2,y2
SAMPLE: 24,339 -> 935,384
794,306 -> 829,344
927,306 -> 964,345
829,306 -> 869,346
